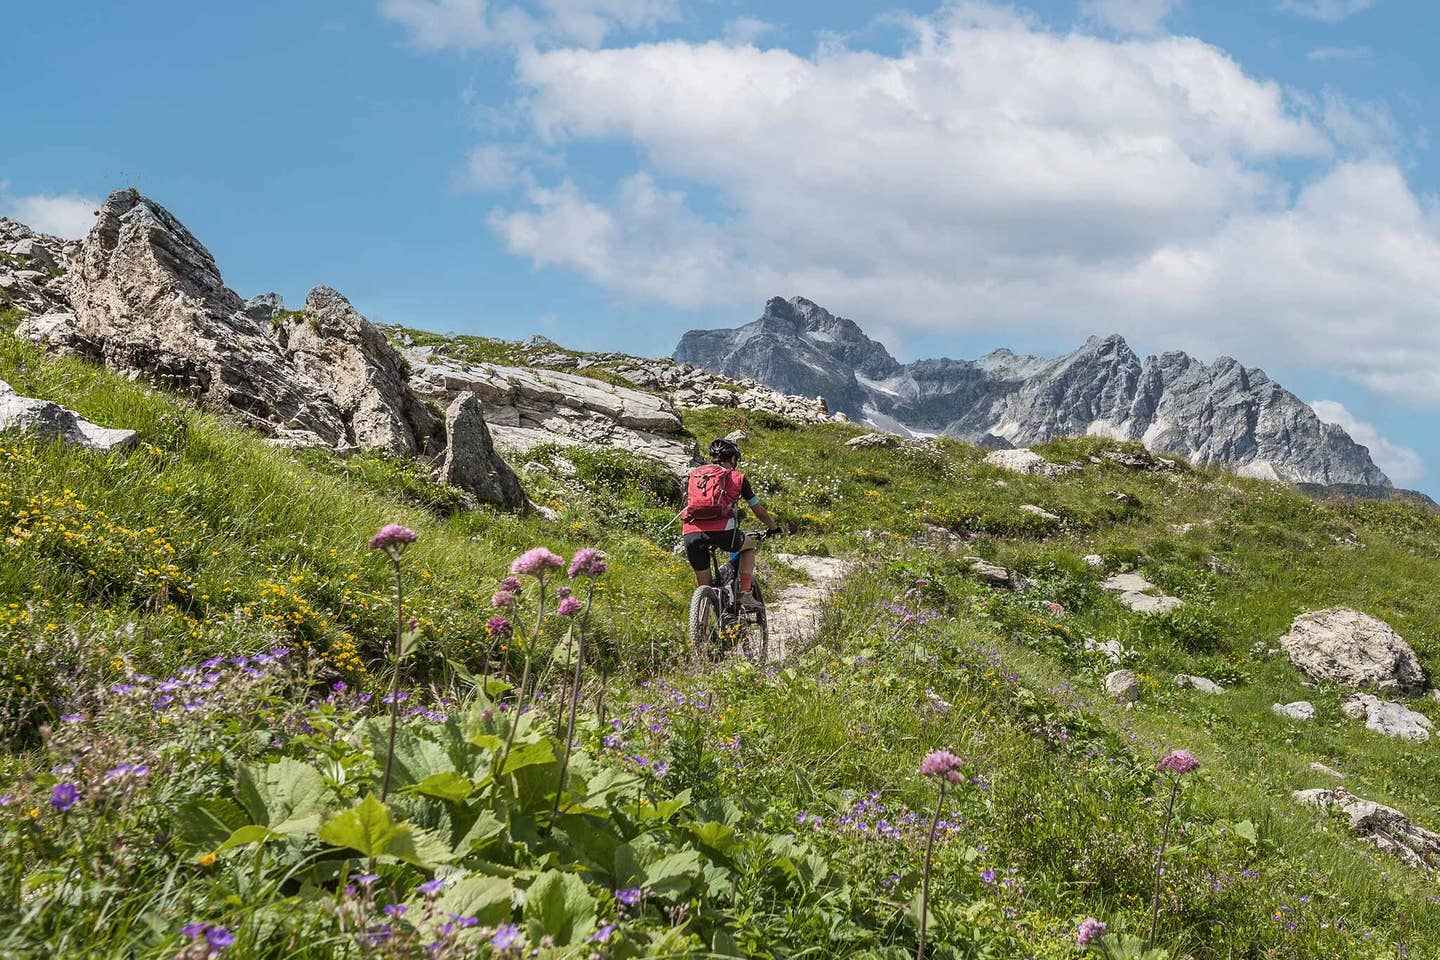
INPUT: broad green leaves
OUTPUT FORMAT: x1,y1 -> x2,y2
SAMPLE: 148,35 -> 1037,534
237,757 -> 334,835
317,795 -> 452,867
523,870 -> 597,947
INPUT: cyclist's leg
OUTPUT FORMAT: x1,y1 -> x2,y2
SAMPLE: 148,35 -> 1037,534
684,533 -> 713,586
735,533 -> 758,595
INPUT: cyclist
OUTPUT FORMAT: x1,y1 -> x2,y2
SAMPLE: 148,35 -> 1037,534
682,437 -> 780,610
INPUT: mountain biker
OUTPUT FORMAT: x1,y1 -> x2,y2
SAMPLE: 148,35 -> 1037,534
682,438 -> 780,610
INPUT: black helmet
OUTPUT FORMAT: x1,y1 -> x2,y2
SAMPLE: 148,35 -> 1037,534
709,437 -> 741,463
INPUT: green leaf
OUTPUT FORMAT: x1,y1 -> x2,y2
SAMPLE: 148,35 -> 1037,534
318,795 -> 453,867
434,875 -> 514,926
500,739 -> 555,775
453,809 -> 506,857
217,824 -> 283,851
370,725 -> 457,789
398,623 -> 423,659
686,821 -> 738,854
1233,819 -> 1258,844
408,772 -> 477,804
237,758 -> 335,834
174,798 -> 249,850
642,850 -> 704,898
523,870 -> 597,947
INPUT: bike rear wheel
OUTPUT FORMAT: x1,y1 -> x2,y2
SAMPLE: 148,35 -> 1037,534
688,585 -> 723,654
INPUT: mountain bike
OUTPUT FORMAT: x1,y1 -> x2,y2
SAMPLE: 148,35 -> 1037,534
687,529 -> 777,666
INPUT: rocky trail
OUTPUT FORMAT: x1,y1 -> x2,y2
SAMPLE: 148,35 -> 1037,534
762,553 -> 856,661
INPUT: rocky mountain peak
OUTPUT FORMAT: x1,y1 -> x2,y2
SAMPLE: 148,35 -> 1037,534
674,297 -> 1393,489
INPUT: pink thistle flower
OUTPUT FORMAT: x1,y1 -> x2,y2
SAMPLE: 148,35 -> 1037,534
1157,749 -> 1200,776
1076,917 -> 1108,947
501,577 -> 522,592
568,547 -> 607,579
918,749 -> 964,783
491,591 -> 516,609
556,586 -> 573,600
510,547 -> 564,577
368,524 -> 418,559
557,596 -> 584,617
486,616 -> 513,639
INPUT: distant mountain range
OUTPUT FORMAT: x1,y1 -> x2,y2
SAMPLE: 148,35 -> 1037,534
675,296 -> 1391,489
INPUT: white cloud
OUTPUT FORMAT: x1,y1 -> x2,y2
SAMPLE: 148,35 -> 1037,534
1310,400 -> 1424,485
722,16 -> 775,46
378,0 -> 679,49
0,187 -> 100,239
484,9 -> 1440,406
1279,0 -> 1376,22
1306,45 -> 1370,61
1077,0 -> 1182,36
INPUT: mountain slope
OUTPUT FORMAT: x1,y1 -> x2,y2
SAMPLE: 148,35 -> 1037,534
676,297 -> 1391,488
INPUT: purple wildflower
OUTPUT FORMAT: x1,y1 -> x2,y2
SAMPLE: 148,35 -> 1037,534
510,547 -> 564,577
1157,749 -> 1200,776
206,927 -> 235,949
180,923 -> 208,938
486,616 -> 513,639
491,591 -> 517,609
918,749 -> 965,783
418,877 -> 446,896
616,887 -> 642,906
1077,917 -> 1108,947
557,596 -> 584,617
568,547 -> 607,579
589,923 -> 617,943
369,524 -> 419,558
49,783 -> 78,812
490,924 -> 523,949
980,869 -> 996,884
501,576 -> 522,592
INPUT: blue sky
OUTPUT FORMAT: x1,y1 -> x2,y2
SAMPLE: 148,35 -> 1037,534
3,0 -> 1438,489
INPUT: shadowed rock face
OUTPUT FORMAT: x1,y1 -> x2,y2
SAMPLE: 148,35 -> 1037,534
43,189 -> 439,456
674,297 -> 1391,488
63,190 -> 351,443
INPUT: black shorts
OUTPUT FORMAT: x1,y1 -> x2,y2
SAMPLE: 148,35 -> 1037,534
684,529 -> 746,571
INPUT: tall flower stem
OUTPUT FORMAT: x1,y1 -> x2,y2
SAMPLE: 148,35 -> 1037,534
551,579 -> 596,823
916,780 -> 946,960
498,578 -> 546,779
379,557 -> 404,803
1147,778 -> 1181,950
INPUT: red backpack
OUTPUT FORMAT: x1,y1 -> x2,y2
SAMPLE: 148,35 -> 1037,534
683,464 -> 743,524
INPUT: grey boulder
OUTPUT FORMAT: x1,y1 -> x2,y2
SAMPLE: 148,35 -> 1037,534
1293,788 -> 1440,869
1280,608 -> 1427,695
440,394 -> 529,512
1272,701 -> 1316,721
1105,669 -> 1140,703
1340,693 -> 1433,742
0,379 -> 136,453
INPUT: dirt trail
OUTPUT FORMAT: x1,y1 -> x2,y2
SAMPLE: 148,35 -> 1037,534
762,553 -> 855,661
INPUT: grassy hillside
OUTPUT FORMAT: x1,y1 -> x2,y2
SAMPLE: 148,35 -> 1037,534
2,328 -> 1439,959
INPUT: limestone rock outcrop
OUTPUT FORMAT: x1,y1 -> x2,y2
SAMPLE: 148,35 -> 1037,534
984,448 -> 1079,479
276,286 -> 441,455
60,190 -> 352,445
0,379 -> 136,453
1293,788 -> 1440,869
403,345 -> 699,475
1280,608 -> 1427,695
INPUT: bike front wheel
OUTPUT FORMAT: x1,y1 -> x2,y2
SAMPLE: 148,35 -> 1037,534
746,583 -> 770,668
688,585 -> 723,654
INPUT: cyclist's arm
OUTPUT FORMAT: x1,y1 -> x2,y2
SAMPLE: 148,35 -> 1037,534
739,477 -> 780,531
